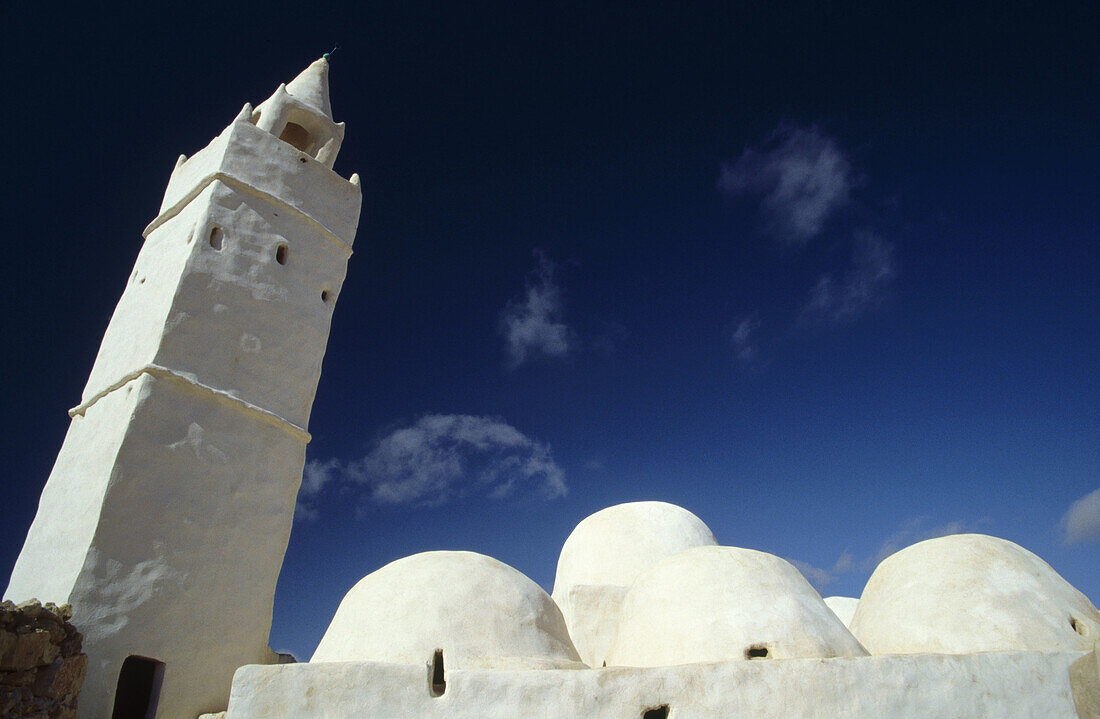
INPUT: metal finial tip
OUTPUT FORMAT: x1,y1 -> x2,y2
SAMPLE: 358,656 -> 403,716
323,53 -> 331,60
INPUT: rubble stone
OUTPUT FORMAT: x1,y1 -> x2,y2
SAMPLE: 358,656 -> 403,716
0,601 -> 87,718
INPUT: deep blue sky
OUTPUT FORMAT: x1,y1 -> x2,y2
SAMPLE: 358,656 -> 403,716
3,1 -> 1097,659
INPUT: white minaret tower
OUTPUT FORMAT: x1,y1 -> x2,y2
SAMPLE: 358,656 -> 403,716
5,58 -> 361,719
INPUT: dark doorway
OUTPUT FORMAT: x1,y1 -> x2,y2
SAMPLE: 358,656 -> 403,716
642,705 -> 670,719
111,656 -> 165,719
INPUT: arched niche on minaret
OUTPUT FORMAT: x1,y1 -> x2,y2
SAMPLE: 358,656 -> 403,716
251,58 -> 346,168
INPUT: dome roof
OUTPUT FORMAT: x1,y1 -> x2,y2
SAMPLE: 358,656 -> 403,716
552,501 -> 717,597
311,551 -> 583,669
607,546 -> 867,666
850,533 -> 1100,654
823,596 -> 860,627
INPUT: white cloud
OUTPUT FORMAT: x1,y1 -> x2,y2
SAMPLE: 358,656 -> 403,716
791,516 -> 984,590
500,251 -> 575,368
719,122 -> 854,246
731,313 -> 761,364
864,516 -> 983,570
295,415 -> 566,520
1061,487 -> 1100,545
799,231 -> 894,326
788,552 -> 855,591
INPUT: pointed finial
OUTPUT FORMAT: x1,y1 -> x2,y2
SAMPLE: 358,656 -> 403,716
285,57 -> 334,118
323,44 -> 338,62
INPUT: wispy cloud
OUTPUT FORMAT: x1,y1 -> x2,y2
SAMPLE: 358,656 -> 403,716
799,231 -> 895,326
790,516 -> 985,590
1061,487 -> 1100,545
731,313 -> 762,366
864,516 -> 987,570
719,121 -> 854,246
789,552 -> 855,591
500,251 -> 575,368
296,414 -> 566,520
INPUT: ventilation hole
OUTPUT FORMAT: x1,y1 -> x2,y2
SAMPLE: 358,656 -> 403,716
1071,617 -> 1087,636
276,244 -> 288,265
602,661 -> 607,667
209,226 -> 224,250
429,649 -> 445,697
299,156 -> 308,163
745,645 -> 768,659
138,278 -> 145,284
642,705 -> 669,719
321,289 -> 331,303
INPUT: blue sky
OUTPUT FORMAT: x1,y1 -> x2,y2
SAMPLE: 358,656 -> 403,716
2,1 -> 1097,659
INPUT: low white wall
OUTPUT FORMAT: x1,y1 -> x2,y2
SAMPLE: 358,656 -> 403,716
226,649 -> 1096,719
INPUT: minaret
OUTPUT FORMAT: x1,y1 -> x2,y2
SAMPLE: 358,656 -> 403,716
5,58 -> 361,719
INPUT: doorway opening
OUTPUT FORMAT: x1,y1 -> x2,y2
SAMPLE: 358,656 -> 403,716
110,656 -> 165,719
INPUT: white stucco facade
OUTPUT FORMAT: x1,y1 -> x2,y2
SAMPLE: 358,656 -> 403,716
823,596 -> 859,627
4,58 -> 360,719
551,501 -> 718,667
851,533 -> 1100,655
224,649 -> 1099,719
311,551 -> 584,670
607,545 -> 867,667
5,54 -> 1100,719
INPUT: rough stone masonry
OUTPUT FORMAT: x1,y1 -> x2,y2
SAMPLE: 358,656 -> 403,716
0,600 -> 87,719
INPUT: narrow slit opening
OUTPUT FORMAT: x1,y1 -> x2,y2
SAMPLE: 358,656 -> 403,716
642,705 -> 669,719
429,649 -> 445,697
276,243 -> 288,265
209,226 -> 223,250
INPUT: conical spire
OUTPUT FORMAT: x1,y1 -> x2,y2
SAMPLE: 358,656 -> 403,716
285,57 -> 333,119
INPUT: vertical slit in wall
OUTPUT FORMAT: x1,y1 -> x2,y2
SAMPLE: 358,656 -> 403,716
429,649 -> 446,697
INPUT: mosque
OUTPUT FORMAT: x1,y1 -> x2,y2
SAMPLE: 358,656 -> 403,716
3,59 -> 1099,719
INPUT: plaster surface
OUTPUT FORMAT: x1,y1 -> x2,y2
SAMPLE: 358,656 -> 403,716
5,58 -> 360,719
556,584 -> 628,667
552,502 -> 717,593
823,596 -> 859,627
607,546 -> 866,666
312,551 -> 584,670
225,649 -> 1096,719
851,533 -> 1100,654
551,502 -> 717,666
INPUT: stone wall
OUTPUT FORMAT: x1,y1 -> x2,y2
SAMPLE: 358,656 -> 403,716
1,600 -> 87,719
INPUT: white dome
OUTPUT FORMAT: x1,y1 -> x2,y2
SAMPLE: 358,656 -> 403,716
607,546 -> 867,666
311,551 -> 583,669
851,534 -> 1100,654
823,596 -> 860,627
552,501 -> 717,596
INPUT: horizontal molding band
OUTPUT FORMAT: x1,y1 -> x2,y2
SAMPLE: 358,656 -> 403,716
69,364 -> 311,443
